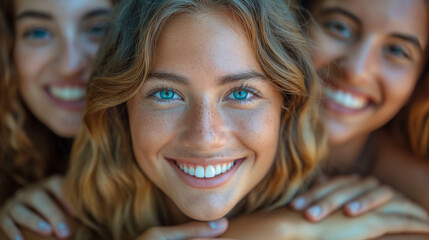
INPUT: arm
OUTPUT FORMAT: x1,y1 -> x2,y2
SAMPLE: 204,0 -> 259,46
372,129 -> 429,211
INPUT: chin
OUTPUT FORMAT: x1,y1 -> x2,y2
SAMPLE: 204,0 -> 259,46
175,196 -> 234,221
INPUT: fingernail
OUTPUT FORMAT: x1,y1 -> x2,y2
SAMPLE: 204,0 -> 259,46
347,201 -> 361,213
292,197 -> 306,210
38,221 -> 52,232
307,205 -> 322,218
14,235 -> 22,240
208,219 -> 226,230
57,222 -> 70,237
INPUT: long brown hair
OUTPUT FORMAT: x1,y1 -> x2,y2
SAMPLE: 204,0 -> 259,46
393,1 -> 429,157
0,1 -> 53,205
65,0 -> 326,239
0,0 -> 118,204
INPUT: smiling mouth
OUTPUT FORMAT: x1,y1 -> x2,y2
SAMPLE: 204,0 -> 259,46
47,86 -> 86,101
174,160 -> 239,178
323,87 -> 369,110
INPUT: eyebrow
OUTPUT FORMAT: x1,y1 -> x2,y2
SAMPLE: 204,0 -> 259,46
319,7 -> 361,26
148,71 -> 266,86
15,8 -> 111,22
16,11 -> 52,21
390,33 -> 423,53
82,9 -> 111,20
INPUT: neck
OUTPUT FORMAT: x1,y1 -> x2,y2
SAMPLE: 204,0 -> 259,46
325,134 -> 370,173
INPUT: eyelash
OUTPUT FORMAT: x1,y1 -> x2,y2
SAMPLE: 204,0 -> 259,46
146,83 -> 262,104
226,83 -> 261,103
23,27 -> 52,40
146,86 -> 182,103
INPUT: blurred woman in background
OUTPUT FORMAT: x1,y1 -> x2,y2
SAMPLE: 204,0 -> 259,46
0,0 -> 114,239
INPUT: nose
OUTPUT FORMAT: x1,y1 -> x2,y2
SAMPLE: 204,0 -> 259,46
181,101 -> 228,151
339,38 -> 377,85
56,36 -> 88,77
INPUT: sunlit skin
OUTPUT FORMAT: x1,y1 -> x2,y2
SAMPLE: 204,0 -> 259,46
14,0 -> 112,138
128,11 -> 283,221
309,0 -> 428,155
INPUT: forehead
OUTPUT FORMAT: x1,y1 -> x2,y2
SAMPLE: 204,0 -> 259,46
314,0 -> 429,49
14,0 -> 111,19
152,10 -> 261,80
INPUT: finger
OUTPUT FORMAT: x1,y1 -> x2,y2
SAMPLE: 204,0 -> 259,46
9,204 -> 53,236
304,176 -> 379,222
0,215 -> 24,240
138,218 -> 228,240
43,176 -> 77,217
22,191 -> 70,239
189,238 -> 237,240
344,185 -> 394,217
380,215 -> 429,235
291,175 -> 360,211
381,197 -> 429,221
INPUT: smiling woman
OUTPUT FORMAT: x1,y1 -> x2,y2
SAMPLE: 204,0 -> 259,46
64,0 -> 326,239
0,0 -> 114,239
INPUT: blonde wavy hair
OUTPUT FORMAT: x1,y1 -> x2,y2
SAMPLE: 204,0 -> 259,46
65,0 -> 326,239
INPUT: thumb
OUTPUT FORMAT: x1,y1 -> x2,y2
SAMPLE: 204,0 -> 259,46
137,218 -> 228,240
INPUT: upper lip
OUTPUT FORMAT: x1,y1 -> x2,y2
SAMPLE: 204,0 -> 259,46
165,157 -> 244,165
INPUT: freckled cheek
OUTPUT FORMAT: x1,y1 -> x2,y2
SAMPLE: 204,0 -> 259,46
228,106 -> 281,153
128,105 -> 184,160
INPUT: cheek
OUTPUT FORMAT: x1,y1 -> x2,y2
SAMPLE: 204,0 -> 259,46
310,29 -> 340,68
128,102 -> 182,166
15,43 -> 53,85
382,68 -> 419,106
227,104 -> 281,158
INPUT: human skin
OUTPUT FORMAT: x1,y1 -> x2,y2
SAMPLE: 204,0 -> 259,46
311,0 -> 428,150
127,10 -> 283,222
287,0 -> 429,223
0,1 -> 112,240
14,0 -> 111,138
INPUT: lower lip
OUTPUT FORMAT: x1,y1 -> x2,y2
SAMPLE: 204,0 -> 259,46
167,158 -> 245,189
322,98 -> 369,115
44,87 -> 86,111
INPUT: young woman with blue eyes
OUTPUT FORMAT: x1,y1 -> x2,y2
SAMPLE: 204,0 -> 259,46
285,0 -> 429,225
223,1 -> 429,239
0,0 -> 114,239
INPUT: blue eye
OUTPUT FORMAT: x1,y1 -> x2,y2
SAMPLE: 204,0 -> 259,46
86,24 -> 106,38
324,21 -> 352,40
151,89 -> 182,101
232,90 -> 249,100
24,28 -> 51,40
384,44 -> 410,59
226,87 -> 258,103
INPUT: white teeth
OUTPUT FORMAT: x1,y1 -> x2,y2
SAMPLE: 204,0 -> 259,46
324,87 -> 367,109
222,164 -> 227,173
176,162 -> 236,178
195,166 -> 205,178
189,166 -> 195,176
215,165 -> 222,175
205,166 -> 216,178
49,86 -> 86,101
